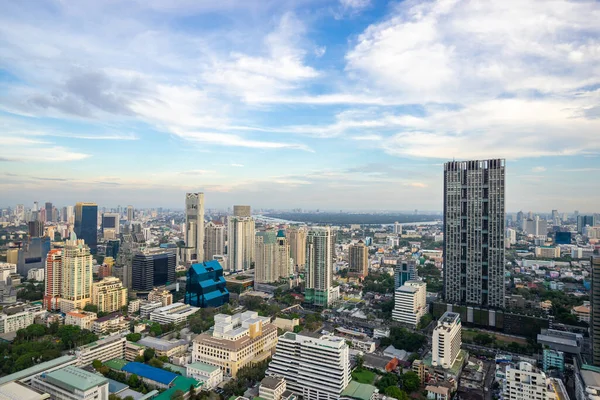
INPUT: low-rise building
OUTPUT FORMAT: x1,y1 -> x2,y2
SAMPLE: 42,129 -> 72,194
137,336 -> 188,357
75,335 -> 126,366
125,341 -> 146,361
30,366 -> 109,400
121,362 -> 178,389
426,383 -> 452,400
186,362 -> 224,390
128,299 -> 141,315
0,381 -> 50,400
65,310 -> 97,330
150,303 -> 199,325
572,304 -> 591,323
535,246 -> 561,259
543,349 -> 565,373
273,317 -> 300,332
0,309 -> 35,333
192,311 -> 278,377
259,376 -> 287,400
148,288 -> 173,306
92,313 -> 128,335
140,301 -> 163,319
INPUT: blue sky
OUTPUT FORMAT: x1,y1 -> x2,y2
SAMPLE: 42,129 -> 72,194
1,0 -> 600,212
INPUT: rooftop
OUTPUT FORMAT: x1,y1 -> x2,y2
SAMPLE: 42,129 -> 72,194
187,362 -> 221,374
138,337 -> 188,351
260,376 -> 285,390
94,312 -> 124,323
44,366 -> 108,392
121,363 -> 178,386
0,355 -> 77,386
0,381 -> 50,400
104,358 -> 129,371
341,381 -> 378,400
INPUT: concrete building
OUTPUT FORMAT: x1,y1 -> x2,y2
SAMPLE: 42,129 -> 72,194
432,312 -> 462,369
275,230 -> 291,279
204,221 -> 225,262
392,280 -> 427,327
92,313 -> 128,335
148,287 -> 173,306
288,227 -> 307,271
267,332 -> 351,400
0,263 -> 17,283
425,384 -> 451,400
186,362 -> 223,390
348,241 -> 368,278
592,256 -> 600,366
75,335 -> 126,365
0,381 -> 50,400
444,159 -> 505,309
60,235 -> 93,313
255,231 -> 278,284
131,248 -> 176,292
506,228 -> 517,245
150,303 -> 200,325
578,215 -> 596,234
305,227 -> 336,306
227,206 -> 255,272
128,299 -> 141,314
125,341 -> 146,361
542,349 -> 564,372
185,193 -> 205,262
101,212 -> 120,239
65,310 -> 97,330
27,268 -> 44,281
30,366 -> 109,400
259,376 -> 287,400
138,336 -> 188,357
140,301 -> 163,319
572,304 -> 591,323
192,311 -> 278,377
395,259 -> 417,289
502,362 -> 552,400
0,309 -> 35,333
126,205 -> 134,221
535,246 -> 561,259
92,277 -> 128,313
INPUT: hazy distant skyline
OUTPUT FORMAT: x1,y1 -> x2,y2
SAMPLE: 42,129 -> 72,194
1,1 -> 599,211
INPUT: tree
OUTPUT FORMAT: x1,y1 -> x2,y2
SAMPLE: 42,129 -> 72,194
134,355 -> 145,363
84,304 -> 99,313
400,371 -> 421,393
126,333 -> 142,342
143,348 -> 155,362
384,387 -> 409,400
149,323 -> 162,337
92,359 -> 103,370
376,373 -> 399,391
128,374 -> 140,388
356,355 -> 364,371
149,358 -> 164,368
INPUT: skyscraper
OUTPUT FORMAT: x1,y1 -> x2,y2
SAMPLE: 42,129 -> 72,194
305,226 -> 337,306
131,249 -> 176,291
443,159 -> 505,309
275,230 -> 291,279
348,240 -> 368,278
204,221 -> 225,261
127,205 -> 134,221
591,256 -> 600,366
395,259 -> 417,288
66,205 -> 74,224
227,205 -> 255,272
102,212 -> 120,237
45,202 -> 53,223
578,215 -> 596,234
28,220 -> 44,238
288,226 -> 307,271
44,249 -> 62,310
255,231 -> 278,284
185,193 -> 205,262
74,202 -> 98,254
60,233 -> 94,313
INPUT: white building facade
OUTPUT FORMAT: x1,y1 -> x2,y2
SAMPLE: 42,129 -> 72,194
392,280 -> 427,327
432,312 -> 462,369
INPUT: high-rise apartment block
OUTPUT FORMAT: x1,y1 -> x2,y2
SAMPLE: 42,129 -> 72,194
267,332 -> 351,400
348,241 -> 368,278
432,312 -> 462,369
126,205 -> 134,221
44,249 -> 63,310
204,221 -> 225,261
392,280 -> 427,327
92,277 -> 128,313
305,227 -> 338,306
592,256 -> 600,366
443,159 -> 505,309
185,193 -> 205,262
60,234 -> 94,313
227,206 -> 255,272
275,230 -> 291,279
288,227 -> 307,270
255,231 -> 278,284
74,202 -> 98,254
131,249 -> 176,292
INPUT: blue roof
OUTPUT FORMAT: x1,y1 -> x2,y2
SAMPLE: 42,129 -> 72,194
107,378 -> 129,394
190,260 -> 223,274
121,362 -> 178,386
277,230 -> 286,238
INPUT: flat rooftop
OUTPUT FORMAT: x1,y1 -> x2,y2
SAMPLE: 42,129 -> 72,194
44,366 -> 108,392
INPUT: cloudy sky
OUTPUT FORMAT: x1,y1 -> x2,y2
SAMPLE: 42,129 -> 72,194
1,0 -> 599,212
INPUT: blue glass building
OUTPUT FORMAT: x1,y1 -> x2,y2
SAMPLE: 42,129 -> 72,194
185,260 -> 229,308
74,202 -> 98,254
395,259 -> 417,288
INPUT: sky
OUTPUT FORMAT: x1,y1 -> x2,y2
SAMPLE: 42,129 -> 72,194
1,0 -> 600,212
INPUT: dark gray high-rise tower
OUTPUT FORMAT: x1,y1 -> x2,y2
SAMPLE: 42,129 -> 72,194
443,159 -> 506,309
592,256 -> 600,366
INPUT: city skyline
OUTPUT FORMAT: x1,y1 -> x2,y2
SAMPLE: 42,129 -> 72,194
1,0 -> 600,210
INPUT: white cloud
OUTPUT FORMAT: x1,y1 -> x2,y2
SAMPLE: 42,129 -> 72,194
532,166 -> 547,173
0,136 -> 90,162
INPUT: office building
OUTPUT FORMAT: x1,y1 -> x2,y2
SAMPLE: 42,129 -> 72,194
60,235 -> 93,313
17,236 -> 51,277
148,287 -> 173,306
0,263 -> 16,283
185,260 -> 229,308
535,246 -> 560,258
348,241 -> 368,278
192,311 -> 277,377
578,215 -> 596,234
66,205 -> 74,224
542,349 -> 564,372
394,222 -> 402,235
503,362 -> 551,400
255,231 -> 278,283
65,310 -> 97,330
275,230 -> 291,279
140,301 -> 163,319
27,268 -> 44,281
227,206 -> 255,271
204,221 -> 225,261
267,332 -> 351,400
432,312 -> 462,369
305,226 -> 337,306
28,220 -> 44,238
138,336 -> 188,357
524,216 -> 548,237
288,227 -> 307,270
127,205 -> 134,221
44,249 -> 62,310
74,202 -> 98,254
443,159 -> 505,309
92,277 -> 128,313
506,228 -> 517,245
392,281 -> 427,327
30,366 -> 109,400
45,202 -> 54,223
395,259 -> 417,288
101,212 -> 120,238
150,303 -> 200,325
131,249 -> 176,292
186,362 -> 223,390
185,193 -> 205,262
592,256 -> 600,366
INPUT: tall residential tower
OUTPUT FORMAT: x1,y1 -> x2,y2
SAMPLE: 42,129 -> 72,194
185,193 -> 205,262
227,206 -> 255,272
305,227 -> 337,306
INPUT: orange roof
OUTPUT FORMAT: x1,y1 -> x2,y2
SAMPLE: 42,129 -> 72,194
573,305 -> 590,313
386,357 -> 399,372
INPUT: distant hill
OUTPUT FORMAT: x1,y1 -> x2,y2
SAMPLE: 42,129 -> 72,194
264,212 -> 442,225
